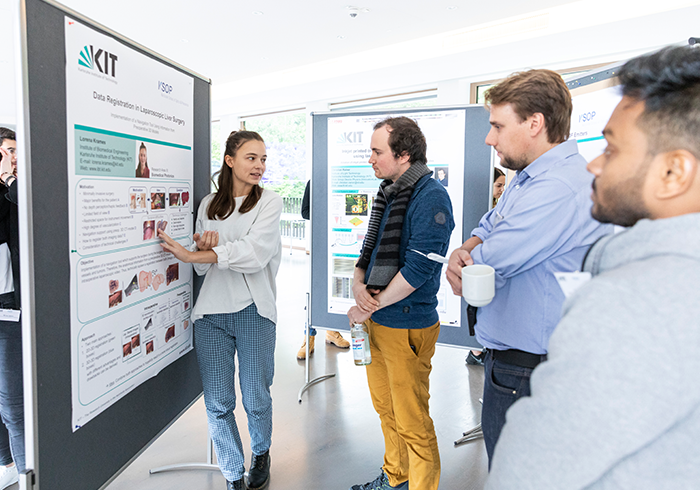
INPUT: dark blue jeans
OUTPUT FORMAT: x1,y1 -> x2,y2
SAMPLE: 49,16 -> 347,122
482,354 -> 533,468
0,293 -> 24,471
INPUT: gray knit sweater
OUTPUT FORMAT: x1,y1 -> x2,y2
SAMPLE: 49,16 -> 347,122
486,213 -> 700,489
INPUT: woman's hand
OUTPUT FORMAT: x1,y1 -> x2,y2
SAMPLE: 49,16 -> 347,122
194,231 -> 219,251
158,229 -> 192,263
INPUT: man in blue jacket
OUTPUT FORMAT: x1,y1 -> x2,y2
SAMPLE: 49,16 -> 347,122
347,116 -> 454,490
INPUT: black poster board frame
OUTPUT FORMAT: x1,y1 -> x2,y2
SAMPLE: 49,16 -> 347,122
17,1 -> 210,488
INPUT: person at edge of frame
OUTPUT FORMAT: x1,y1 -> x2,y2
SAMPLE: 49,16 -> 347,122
296,179 -> 351,360
0,127 -> 24,490
487,44 -> 700,489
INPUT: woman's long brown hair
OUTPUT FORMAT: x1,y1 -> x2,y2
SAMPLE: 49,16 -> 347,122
207,131 -> 265,220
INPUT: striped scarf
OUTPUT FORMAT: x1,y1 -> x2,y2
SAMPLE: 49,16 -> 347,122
356,162 -> 432,290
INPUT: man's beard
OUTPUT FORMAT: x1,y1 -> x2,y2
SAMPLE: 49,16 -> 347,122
590,174 -> 651,227
500,154 -> 530,172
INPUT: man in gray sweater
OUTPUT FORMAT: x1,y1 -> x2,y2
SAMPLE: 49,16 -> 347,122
486,45 -> 700,488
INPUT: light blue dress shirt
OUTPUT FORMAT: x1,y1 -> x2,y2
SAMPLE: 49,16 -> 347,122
470,139 -> 612,354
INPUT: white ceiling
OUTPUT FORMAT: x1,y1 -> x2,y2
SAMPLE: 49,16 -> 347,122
56,0 -> 574,84
1,0 -> 697,123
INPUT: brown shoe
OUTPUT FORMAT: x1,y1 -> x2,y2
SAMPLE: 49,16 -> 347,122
296,335 -> 315,360
325,330 -> 350,349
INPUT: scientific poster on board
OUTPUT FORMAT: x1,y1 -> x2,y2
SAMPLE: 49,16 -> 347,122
65,18 -> 194,431
570,79 -> 622,162
326,111 -> 465,326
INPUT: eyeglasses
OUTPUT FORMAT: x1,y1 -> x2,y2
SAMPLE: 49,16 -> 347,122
2,148 -> 15,155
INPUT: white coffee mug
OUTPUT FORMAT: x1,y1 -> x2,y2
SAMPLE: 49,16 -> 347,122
462,264 -> 495,307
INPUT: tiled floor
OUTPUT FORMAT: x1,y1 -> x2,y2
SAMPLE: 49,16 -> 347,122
104,251 -> 488,490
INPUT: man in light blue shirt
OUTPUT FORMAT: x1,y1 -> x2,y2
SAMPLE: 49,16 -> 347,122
446,69 -> 612,465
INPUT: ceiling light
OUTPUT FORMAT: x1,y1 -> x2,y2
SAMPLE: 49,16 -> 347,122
337,35 -> 346,40
447,6 -> 458,10
346,6 -> 370,18
252,11 -> 263,15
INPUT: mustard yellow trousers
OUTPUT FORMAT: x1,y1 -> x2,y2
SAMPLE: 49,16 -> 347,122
365,318 -> 441,490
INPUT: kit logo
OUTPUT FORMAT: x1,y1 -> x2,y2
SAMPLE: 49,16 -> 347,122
78,45 -> 118,77
337,131 -> 363,144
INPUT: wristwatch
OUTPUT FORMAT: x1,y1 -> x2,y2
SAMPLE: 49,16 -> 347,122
1,172 -> 15,187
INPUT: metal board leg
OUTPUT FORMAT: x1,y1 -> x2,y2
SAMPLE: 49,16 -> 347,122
150,436 -> 220,474
298,292 -> 335,403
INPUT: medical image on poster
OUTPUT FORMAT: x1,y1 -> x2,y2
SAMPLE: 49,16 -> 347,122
129,191 -> 147,211
151,192 -> 166,210
108,291 -> 122,309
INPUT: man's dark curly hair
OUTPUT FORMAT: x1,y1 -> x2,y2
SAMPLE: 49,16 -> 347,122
0,127 -> 15,145
373,116 -> 427,164
619,45 -> 700,159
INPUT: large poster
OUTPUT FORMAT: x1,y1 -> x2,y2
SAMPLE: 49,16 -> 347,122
570,78 -> 622,162
326,111 -> 465,326
65,18 -> 194,430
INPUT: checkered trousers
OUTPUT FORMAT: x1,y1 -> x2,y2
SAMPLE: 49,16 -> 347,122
194,303 -> 276,482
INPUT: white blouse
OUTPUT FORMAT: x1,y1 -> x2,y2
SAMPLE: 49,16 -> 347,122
191,189 -> 283,323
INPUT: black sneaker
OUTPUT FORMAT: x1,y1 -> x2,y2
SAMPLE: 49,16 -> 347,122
466,350 -> 486,366
227,478 -> 246,490
247,450 -> 270,489
349,470 -> 408,490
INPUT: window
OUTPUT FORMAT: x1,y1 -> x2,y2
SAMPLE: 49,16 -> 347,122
242,110 -> 307,200
210,120 -> 222,188
238,110 -> 309,246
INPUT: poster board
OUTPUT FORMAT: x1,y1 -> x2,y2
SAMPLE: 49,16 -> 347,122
566,62 -> 624,162
18,0 -> 210,488
310,107 -> 492,348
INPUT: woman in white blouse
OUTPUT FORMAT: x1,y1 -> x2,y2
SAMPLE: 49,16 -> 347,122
159,131 -> 282,490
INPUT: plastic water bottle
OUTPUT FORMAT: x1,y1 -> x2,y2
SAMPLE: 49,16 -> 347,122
351,323 -> 372,366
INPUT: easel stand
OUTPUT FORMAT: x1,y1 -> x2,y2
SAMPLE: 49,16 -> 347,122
454,423 -> 483,446
298,292 -> 335,403
150,436 -> 219,474
454,398 -> 484,446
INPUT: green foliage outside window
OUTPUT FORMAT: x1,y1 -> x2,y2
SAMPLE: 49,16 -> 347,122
244,112 -> 307,198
